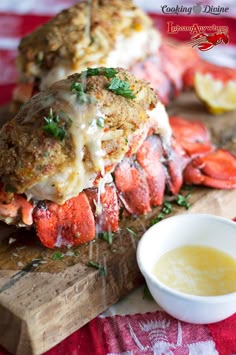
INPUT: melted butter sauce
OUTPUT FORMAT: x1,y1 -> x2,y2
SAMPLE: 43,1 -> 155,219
25,85 -> 105,204
153,245 -> 236,296
57,90 -> 106,202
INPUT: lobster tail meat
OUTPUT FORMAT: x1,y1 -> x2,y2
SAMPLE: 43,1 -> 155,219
1,0 -> 236,249
166,116 -> 214,195
1,58 -> 236,248
159,43 -> 201,97
0,184 -> 34,226
0,67 -> 171,247
136,135 -> 166,206
85,185 -> 119,233
131,57 -> 172,105
131,42 -> 201,106
165,138 -> 189,195
114,158 -> 151,215
184,149 -> 236,189
169,116 -> 214,158
33,193 -> 96,248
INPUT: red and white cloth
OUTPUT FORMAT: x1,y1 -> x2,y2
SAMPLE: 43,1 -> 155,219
0,1 -> 236,354
0,0 -> 236,105
1,289 -> 236,355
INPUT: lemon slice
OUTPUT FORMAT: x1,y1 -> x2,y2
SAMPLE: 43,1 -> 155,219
194,71 -> 236,115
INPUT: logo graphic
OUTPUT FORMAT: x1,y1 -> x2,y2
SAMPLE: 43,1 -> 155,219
161,3 -> 229,16
189,32 -> 229,51
192,2 -> 202,14
167,22 -> 229,52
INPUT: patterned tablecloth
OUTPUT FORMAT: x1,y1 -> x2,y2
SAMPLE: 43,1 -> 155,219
0,1 -> 236,354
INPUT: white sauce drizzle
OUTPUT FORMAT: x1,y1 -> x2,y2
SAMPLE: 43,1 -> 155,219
25,90 -> 107,204
147,101 -> 172,149
25,86 -> 171,205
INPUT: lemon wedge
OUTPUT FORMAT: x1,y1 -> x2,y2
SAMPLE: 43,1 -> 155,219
194,71 -> 236,115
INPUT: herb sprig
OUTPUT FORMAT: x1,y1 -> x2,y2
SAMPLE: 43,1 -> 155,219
87,260 -> 106,276
71,82 -> 95,104
162,201 -> 173,214
51,250 -> 79,260
52,252 -> 64,260
150,213 -> 165,226
176,193 -> 191,209
150,193 -> 192,226
98,232 -> 114,245
126,227 -> 138,237
78,67 -> 135,100
43,108 -> 66,141
107,78 -> 136,99
86,67 -> 118,78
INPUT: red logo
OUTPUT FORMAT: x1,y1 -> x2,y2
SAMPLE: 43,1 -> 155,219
189,31 -> 229,51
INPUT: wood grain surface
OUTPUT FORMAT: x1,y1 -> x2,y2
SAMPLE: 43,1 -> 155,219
0,92 -> 236,355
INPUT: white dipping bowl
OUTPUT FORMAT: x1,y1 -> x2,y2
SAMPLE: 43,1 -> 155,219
137,213 -> 236,324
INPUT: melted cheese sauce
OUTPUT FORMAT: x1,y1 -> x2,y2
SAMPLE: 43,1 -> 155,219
153,245 -> 236,296
148,101 -> 172,148
26,90 -> 106,204
25,89 -> 170,204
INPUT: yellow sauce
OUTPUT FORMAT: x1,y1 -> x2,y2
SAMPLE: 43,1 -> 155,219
153,245 -> 236,296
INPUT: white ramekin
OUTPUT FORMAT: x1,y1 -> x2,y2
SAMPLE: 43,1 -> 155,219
137,213 -> 236,324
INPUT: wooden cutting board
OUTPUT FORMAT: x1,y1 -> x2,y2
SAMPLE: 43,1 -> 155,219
0,92 -> 236,355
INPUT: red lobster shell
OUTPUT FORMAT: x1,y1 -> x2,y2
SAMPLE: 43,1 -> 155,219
1,116 -> 236,248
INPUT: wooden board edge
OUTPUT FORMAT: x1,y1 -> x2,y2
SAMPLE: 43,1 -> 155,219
0,246 -> 143,355
0,187 -> 235,354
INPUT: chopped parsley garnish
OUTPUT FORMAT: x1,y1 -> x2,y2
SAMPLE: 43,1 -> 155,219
70,81 -> 95,104
52,252 -> 64,260
126,227 -> 138,237
80,68 -> 135,99
107,78 -> 136,99
87,260 -> 106,276
43,108 -> 66,141
96,117 -> 105,128
86,67 -> 118,78
151,201 -> 172,226
98,232 -> 114,245
103,68 -> 118,78
162,201 -> 173,214
71,82 -> 85,93
150,213 -> 164,226
150,194 -> 192,226
86,68 -> 100,76
176,193 -> 191,210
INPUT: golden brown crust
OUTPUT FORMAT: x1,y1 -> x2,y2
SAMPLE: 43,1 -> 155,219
0,102 -> 73,193
17,0 -> 152,79
0,68 -> 157,196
